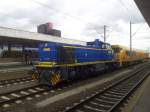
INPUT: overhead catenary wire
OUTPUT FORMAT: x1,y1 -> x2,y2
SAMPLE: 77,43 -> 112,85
117,0 -> 133,21
31,0 -> 104,30
32,0 -> 82,21
31,0 -> 112,43
126,0 -> 145,23
31,0 -> 128,32
132,23 -> 145,37
117,0 -> 139,22
32,0 -> 148,43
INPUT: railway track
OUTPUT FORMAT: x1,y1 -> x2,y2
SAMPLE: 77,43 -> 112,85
0,76 -> 34,87
0,63 -> 149,109
63,65 -> 150,112
0,85 -> 49,107
0,83 -> 72,108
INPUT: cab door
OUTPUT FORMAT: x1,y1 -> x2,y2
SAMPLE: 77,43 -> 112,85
57,46 -> 75,64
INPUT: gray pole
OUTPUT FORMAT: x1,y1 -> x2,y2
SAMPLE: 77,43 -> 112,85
104,25 -> 106,43
130,22 -> 132,55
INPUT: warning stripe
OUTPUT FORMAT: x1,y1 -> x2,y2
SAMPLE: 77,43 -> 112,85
50,73 -> 61,86
32,74 -> 37,80
55,75 -> 59,83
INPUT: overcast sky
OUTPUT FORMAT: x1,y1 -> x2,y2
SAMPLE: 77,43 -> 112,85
0,0 -> 150,50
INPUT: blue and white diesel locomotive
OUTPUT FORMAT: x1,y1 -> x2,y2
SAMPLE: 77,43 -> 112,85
32,39 -> 114,86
